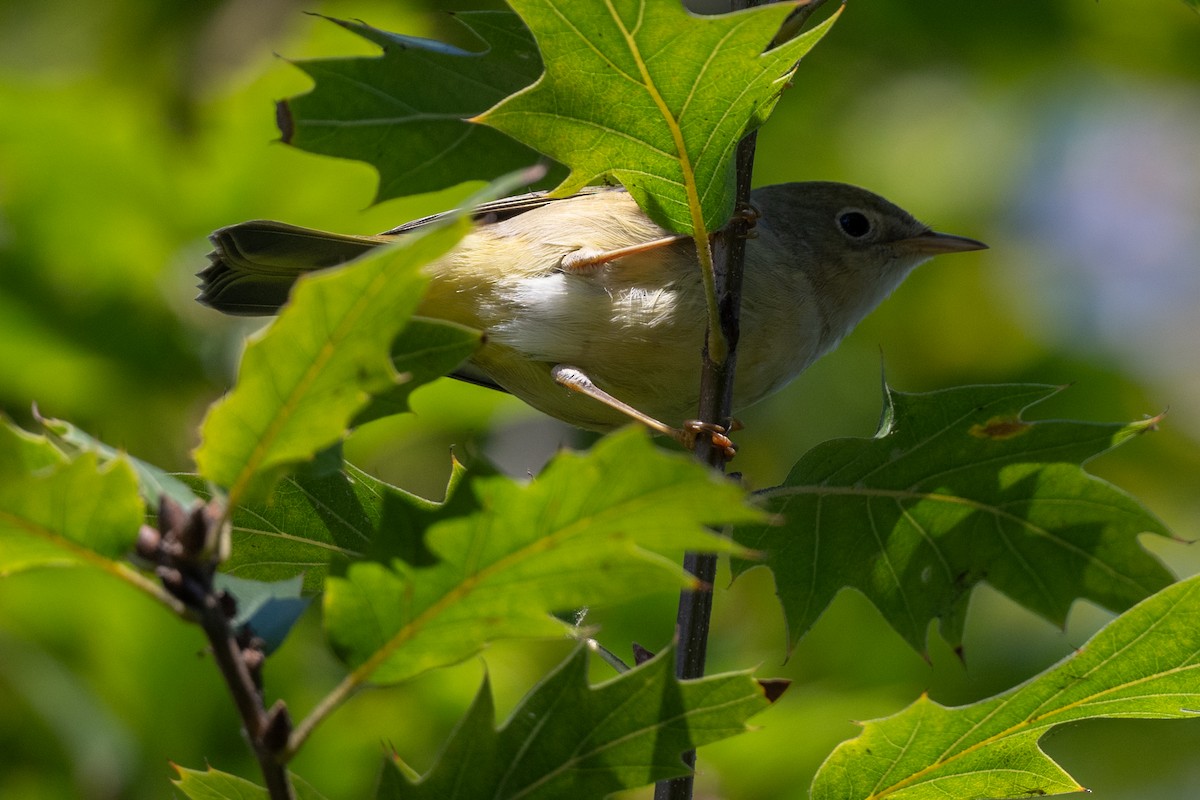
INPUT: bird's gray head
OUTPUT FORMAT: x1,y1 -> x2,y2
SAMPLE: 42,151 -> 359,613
759,181 -> 986,268
751,180 -> 987,344
744,184 -> 988,352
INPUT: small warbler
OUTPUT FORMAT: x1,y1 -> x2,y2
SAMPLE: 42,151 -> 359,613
199,183 -> 985,442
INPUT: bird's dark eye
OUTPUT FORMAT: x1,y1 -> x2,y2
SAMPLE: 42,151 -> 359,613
838,211 -> 872,238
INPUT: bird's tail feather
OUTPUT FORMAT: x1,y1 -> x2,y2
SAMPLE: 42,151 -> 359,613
198,221 -> 388,315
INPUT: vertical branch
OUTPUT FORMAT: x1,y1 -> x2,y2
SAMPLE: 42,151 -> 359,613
654,128 -> 759,800
196,592 -> 294,800
681,125 -> 760,656
656,1 -> 829,797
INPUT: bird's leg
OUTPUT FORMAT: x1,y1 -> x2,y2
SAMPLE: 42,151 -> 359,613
559,234 -> 689,274
551,365 -> 736,460
550,366 -> 677,437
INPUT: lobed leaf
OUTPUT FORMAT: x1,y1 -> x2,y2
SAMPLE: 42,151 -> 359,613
324,429 -> 763,687
36,412 -> 200,508
0,419 -> 142,575
181,458 -> 474,595
192,169 -> 529,508
382,646 -> 776,798
354,318 -> 481,426
732,384 -> 1175,655
812,573 -> 1200,799
171,765 -> 326,800
281,12 -> 561,201
478,0 -> 838,233
172,766 -> 268,800
192,228 -> 446,508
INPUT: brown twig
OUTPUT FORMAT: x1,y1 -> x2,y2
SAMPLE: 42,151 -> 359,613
653,128 -> 759,800
654,0 -> 836,796
141,498 -> 295,800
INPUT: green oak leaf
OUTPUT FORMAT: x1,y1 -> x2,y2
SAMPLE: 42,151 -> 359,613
281,12 -> 562,201
477,0 -> 839,233
35,412 -> 200,509
812,573 -> 1200,800
171,765 -> 326,800
194,172 -> 528,508
181,457 -> 476,595
0,419 -> 142,574
732,383 -> 1174,655
324,428 -> 762,687
0,419 -> 180,611
194,232 -> 441,507
354,318 -> 481,426
180,471 -> 367,594
380,645 -> 776,799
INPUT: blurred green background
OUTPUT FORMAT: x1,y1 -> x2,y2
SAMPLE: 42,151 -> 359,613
1,0 -> 1198,797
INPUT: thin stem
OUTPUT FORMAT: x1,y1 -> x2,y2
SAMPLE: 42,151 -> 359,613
655,0 -> 837,794
693,231 -> 728,364
654,127 -> 759,800
285,670 -> 358,759
197,596 -> 294,800
145,498 -> 294,800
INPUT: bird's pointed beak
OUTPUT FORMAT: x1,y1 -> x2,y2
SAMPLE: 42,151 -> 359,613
898,230 -> 988,255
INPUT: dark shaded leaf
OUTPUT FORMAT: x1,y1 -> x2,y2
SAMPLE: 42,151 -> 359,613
733,384 -> 1174,654
282,12 -> 562,201
182,457 -> 475,595
382,646 -> 775,798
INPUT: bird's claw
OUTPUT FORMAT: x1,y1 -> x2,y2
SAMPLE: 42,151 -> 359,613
682,419 -> 737,461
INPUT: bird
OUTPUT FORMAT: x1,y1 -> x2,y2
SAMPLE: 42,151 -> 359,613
198,182 -> 986,448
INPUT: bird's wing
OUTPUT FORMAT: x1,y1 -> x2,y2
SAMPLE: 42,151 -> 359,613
448,363 -> 507,394
379,186 -> 624,236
